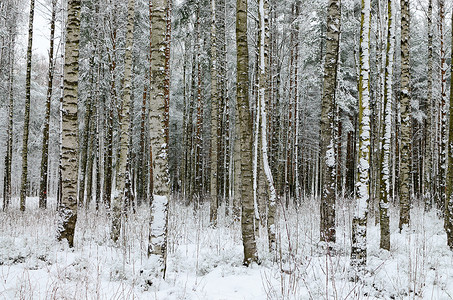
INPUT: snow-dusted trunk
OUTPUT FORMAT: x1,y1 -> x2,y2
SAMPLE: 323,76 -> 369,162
445,5 -> 453,249
398,0 -> 411,230
3,14 -> 16,211
438,0 -> 447,213
319,0 -> 341,243
20,0 -> 36,212
237,0 -> 259,266
378,0 -> 395,251
258,0 -> 276,253
38,0 -> 57,210
216,0 -> 228,214
424,0 -> 433,210
148,0 -> 170,277
111,0 -> 135,242
57,4 -> 65,208
233,120 -> 241,221
351,0 -> 371,268
57,0 -> 81,248
78,67 -> 94,208
137,82 -> 148,206
85,68 -> 99,208
209,0 -> 219,226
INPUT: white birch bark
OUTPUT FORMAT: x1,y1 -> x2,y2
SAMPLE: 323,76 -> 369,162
351,0 -> 371,269
148,0 -> 170,278
379,0 -> 395,251
57,0 -> 81,248
111,0 -> 135,242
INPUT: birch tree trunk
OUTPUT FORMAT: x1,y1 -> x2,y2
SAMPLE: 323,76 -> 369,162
351,0 -> 371,268
3,14 -> 16,211
445,4 -> 453,249
148,0 -> 170,278
111,0 -> 135,243
20,0 -> 36,212
210,0 -> 219,226
438,0 -> 447,213
398,0 -> 411,230
78,58 -> 95,208
258,0 -> 276,253
379,0 -> 395,251
424,0 -> 433,210
237,0 -> 259,266
319,0 -> 341,243
57,0 -> 81,248
39,0 -> 57,210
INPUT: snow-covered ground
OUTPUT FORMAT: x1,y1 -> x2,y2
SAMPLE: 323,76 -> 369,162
1,197 -> 453,299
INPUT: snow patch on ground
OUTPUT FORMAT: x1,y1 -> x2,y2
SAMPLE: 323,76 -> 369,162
1,197 -> 453,299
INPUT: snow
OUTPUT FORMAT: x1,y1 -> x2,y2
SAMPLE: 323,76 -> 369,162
3,197 -> 453,299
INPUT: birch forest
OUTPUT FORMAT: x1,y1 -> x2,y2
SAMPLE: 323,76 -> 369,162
1,0 -> 453,298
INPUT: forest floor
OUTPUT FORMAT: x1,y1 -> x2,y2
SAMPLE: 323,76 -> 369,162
1,196 -> 453,299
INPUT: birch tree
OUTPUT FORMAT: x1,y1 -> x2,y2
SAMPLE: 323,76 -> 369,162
398,0 -> 411,230
319,0 -> 341,243
351,0 -> 371,268
438,0 -> 447,213
57,0 -> 81,248
2,1 -> 18,211
379,0 -> 395,251
258,0 -> 276,253
445,3 -> 453,249
38,0 -> 57,210
210,0 -> 219,226
424,0 -> 433,210
148,0 -> 171,277
19,0 -> 36,211
237,0 -> 259,266
111,0 -> 135,242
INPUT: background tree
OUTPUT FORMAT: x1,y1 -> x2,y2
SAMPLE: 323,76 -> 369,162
351,0 -> 371,269
319,0 -> 341,243
398,0 -> 411,230
237,0 -> 259,266
19,0 -> 36,211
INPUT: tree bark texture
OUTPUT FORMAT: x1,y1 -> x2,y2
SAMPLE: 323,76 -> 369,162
398,0 -> 411,230
20,0 -> 36,212
57,0 -> 81,248
148,0 -> 170,278
319,0 -> 341,243
111,0 -> 135,243
351,0 -> 371,269
379,0 -> 395,251
237,0 -> 259,266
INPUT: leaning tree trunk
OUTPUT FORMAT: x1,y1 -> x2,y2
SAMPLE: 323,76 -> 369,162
39,0 -> 57,210
20,0 -> 36,212
111,0 -> 135,243
351,0 -> 371,269
398,0 -> 411,231
57,0 -> 81,248
237,0 -> 259,266
319,0 -> 341,243
379,0 -> 395,251
148,0 -> 171,278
